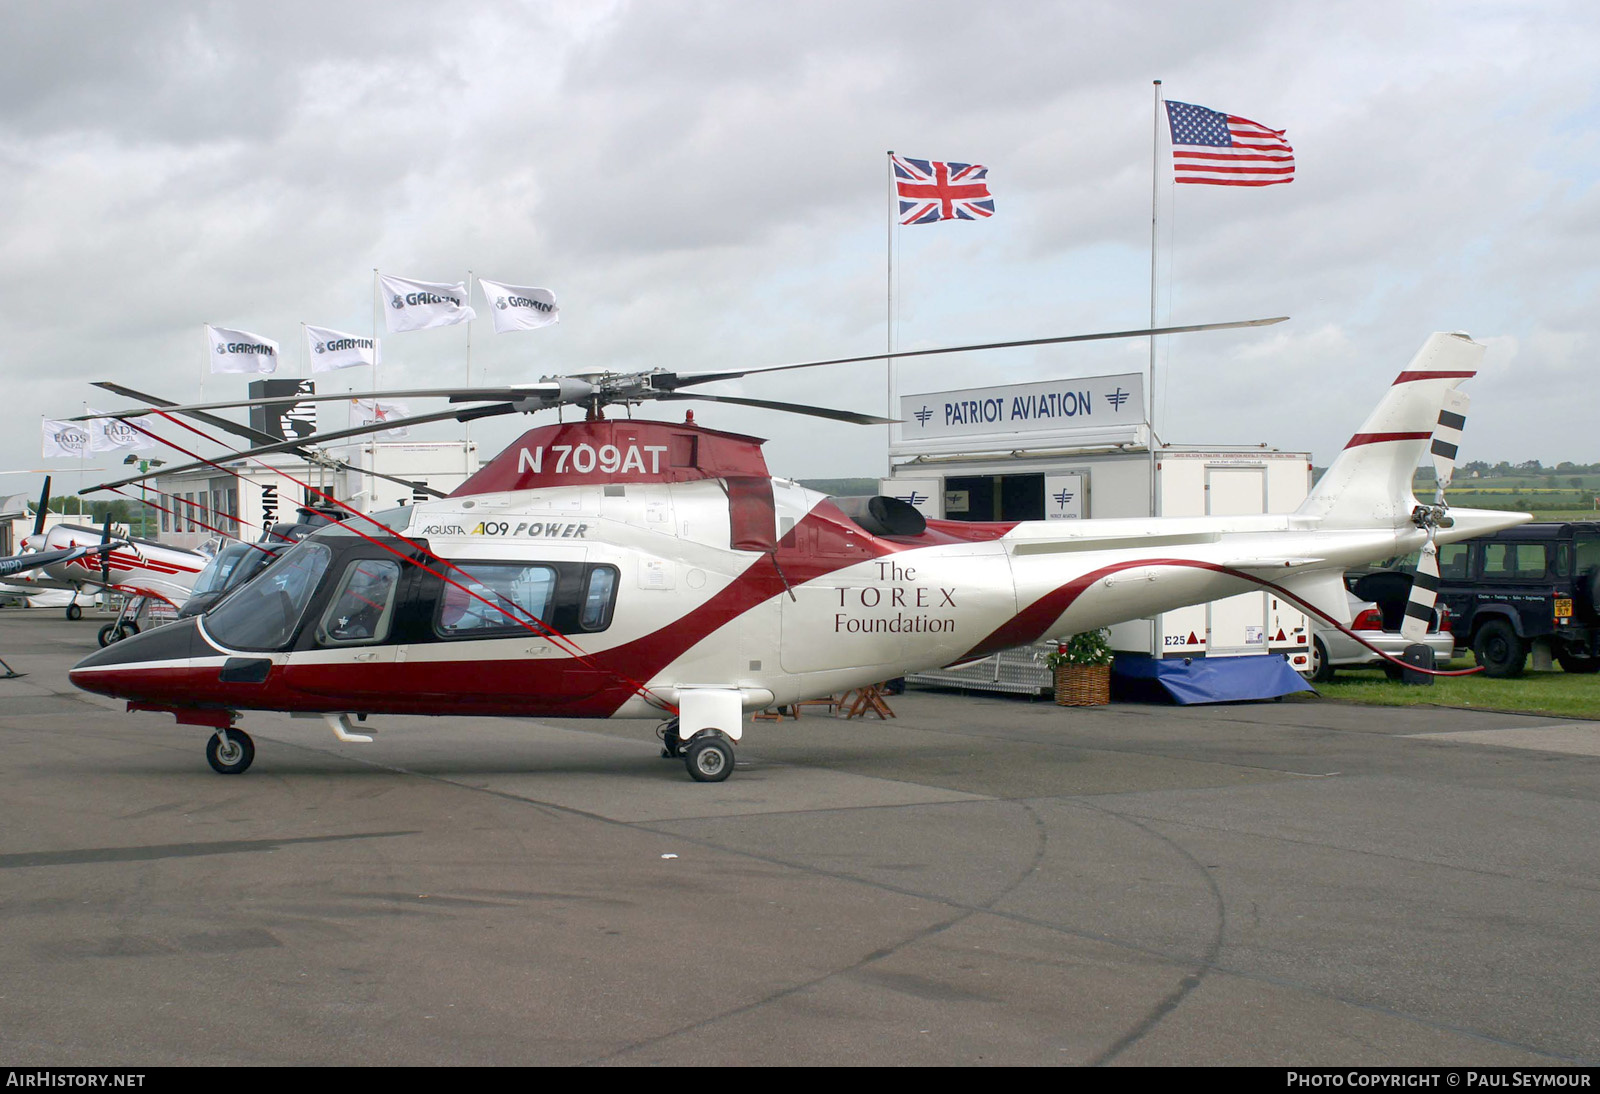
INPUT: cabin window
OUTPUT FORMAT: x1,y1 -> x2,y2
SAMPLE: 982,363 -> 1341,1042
1481,542 -> 1547,580
436,563 -> 558,638
1437,543 -> 1470,580
316,559 -> 402,646
580,566 -> 619,630
205,542 -> 332,651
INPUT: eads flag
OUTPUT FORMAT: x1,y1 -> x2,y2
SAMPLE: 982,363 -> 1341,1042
477,279 -> 559,333
305,325 -> 380,372
207,325 -> 280,374
41,418 -> 92,459
380,274 -> 477,333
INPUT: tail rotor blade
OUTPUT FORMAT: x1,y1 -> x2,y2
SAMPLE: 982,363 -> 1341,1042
1430,390 -> 1469,504
1401,540 -> 1441,645
33,475 -> 50,536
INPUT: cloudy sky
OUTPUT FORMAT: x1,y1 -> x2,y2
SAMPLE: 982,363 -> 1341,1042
3,0 -> 1597,504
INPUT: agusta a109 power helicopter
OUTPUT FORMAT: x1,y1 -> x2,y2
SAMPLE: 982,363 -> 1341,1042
68,323 -> 1525,781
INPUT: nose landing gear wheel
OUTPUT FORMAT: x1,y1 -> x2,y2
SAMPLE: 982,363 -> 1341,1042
65,603 -> 82,621
684,732 -> 734,783
206,729 -> 255,775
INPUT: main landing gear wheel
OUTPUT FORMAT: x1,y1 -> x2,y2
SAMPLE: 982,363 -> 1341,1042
684,731 -> 734,783
96,621 -> 140,648
206,729 -> 255,775
65,603 -> 82,621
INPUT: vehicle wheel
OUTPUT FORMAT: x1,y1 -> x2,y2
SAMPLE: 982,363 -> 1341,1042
206,729 -> 255,775
684,732 -> 733,783
1305,637 -> 1335,683
1383,662 -> 1404,681
1473,619 -> 1526,678
119,621 -> 140,639
97,623 -> 118,648
65,603 -> 82,621
1556,651 -> 1600,674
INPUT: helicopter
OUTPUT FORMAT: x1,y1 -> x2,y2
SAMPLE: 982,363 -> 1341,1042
66,324 -> 1525,782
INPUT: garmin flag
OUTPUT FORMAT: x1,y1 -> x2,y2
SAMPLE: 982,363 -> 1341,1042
380,274 -> 477,333
86,408 -> 153,452
207,325 -> 280,374
41,418 -> 92,459
351,398 -> 410,438
306,325 -> 379,372
478,279 -> 560,333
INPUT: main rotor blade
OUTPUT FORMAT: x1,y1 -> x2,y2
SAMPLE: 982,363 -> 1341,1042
657,317 -> 1290,390
654,392 -> 897,425
93,382 -> 284,447
75,383 -> 562,421
93,381 -> 447,500
80,403 -> 518,495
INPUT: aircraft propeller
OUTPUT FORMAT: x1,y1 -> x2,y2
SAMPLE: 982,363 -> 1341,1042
33,475 -> 51,537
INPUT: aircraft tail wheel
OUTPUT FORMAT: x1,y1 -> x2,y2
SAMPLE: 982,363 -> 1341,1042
685,732 -> 734,783
97,623 -> 118,648
66,604 -> 82,621
206,728 -> 255,775
120,621 -> 140,639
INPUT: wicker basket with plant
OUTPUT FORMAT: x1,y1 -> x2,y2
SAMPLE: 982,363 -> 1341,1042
1043,629 -> 1114,706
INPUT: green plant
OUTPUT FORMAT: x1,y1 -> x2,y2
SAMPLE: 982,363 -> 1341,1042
1044,629 -> 1114,668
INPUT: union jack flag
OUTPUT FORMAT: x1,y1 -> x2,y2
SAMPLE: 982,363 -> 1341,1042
892,154 -> 995,224
1164,100 -> 1294,187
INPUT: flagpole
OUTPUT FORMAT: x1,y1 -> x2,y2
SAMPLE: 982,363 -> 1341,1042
886,151 -> 895,479
464,268 -> 473,448
1150,79 -> 1163,442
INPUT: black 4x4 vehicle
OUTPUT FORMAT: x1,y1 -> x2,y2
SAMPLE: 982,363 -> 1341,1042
1431,521 -> 1600,677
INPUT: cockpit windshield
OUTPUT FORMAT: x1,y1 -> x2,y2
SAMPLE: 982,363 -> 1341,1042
203,541 -> 333,651
189,542 -> 258,598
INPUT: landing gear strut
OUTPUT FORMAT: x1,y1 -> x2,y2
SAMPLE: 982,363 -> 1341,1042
658,718 -> 683,759
206,727 -> 255,775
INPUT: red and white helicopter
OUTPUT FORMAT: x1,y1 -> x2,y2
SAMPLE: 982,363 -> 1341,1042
68,325 -> 1526,781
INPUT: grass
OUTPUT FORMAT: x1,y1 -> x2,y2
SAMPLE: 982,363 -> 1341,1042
1301,666 -> 1600,721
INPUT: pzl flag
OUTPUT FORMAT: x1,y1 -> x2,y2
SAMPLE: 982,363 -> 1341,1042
380,274 -> 477,333
351,398 -> 410,438
85,407 -> 153,452
41,418 -> 92,459
1164,101 -> 1294,186
477,279 -> 559,333
207,325 -> 280,374
305,325 -> 380,373
892,155 -> 995,224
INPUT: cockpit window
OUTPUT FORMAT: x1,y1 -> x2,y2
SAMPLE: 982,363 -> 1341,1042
204,542 -> 332,651
316,559 -> 402,646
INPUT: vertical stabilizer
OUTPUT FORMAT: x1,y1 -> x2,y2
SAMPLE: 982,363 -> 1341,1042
1298,332 -> 1483,529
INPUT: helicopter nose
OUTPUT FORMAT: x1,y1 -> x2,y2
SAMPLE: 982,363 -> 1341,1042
69,617 -> 207,702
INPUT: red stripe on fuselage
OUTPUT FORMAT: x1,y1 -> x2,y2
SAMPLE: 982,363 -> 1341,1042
958,557 -> 1230,662
1343,432 -> 1433,449
1391,371 -> 1476,385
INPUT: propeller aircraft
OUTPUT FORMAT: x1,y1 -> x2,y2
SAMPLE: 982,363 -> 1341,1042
64,325 -> 1528,782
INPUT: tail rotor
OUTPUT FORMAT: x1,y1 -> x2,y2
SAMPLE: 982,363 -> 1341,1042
1401,390 -> 1470,644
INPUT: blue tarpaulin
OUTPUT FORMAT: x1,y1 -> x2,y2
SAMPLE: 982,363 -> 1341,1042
1112,653 -> 1313,705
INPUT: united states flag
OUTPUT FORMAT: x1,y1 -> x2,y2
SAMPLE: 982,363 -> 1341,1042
1164,101 -> 1294,187
892,155 -> 996,224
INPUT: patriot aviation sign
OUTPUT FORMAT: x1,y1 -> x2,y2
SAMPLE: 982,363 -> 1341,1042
892,373 -> 1146,456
